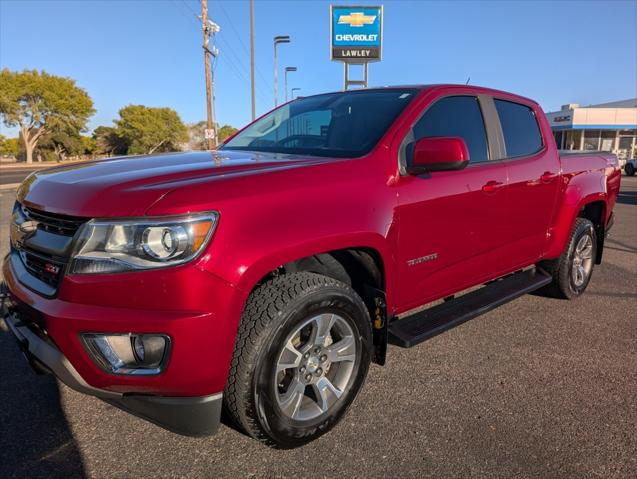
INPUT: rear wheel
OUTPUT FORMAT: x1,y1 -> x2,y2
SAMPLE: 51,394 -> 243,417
538,218 -> 596,299
223,272 -> 372,448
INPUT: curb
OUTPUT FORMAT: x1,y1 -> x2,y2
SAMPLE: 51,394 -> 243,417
0,183 -> 20,191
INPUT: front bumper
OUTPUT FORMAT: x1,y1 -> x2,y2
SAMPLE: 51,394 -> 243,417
1,292 -> 222,436
0,246 -> 247,436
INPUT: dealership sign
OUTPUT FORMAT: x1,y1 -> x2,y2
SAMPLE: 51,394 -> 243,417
331,5 -> 383,62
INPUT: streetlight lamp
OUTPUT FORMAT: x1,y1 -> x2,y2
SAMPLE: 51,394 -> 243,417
273,35 -> 290,107
291,87 -> 301,99
284,67 -> 297,103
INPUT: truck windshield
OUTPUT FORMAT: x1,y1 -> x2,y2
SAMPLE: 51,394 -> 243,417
222,89 -> 418,158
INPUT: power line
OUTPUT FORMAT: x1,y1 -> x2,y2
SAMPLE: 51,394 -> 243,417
171,0 -> 270,118
215,33 -> 270,100
213,0 -> 272,93
170,0 -> 200,27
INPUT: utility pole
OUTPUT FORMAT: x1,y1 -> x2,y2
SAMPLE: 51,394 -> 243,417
249,0 -> 256,121
273,35 -> 290,107
202,0 -> 215,149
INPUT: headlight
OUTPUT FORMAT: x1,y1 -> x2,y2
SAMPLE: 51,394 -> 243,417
70,212 -> 218,274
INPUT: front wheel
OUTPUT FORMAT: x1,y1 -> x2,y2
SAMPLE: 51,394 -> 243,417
538,218 -> 597,299
223,272 -> 372,448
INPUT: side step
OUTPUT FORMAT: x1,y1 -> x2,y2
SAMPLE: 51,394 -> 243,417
388,268 -> 551,348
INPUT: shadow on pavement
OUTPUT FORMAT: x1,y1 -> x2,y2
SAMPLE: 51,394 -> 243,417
616,189 -> 637,206
0,329 -> 86,479
605,238 -> 637,254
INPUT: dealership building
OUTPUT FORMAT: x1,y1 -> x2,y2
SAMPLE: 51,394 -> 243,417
547,98 -> 637,160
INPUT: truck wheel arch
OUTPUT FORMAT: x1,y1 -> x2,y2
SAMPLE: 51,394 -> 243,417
234,246 -> 390,365
545,190 -> 608,262
578,200 -> 606,264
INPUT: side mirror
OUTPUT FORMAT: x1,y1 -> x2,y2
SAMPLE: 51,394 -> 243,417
407,137 -> 470,175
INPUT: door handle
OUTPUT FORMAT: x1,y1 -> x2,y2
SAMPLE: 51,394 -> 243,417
482,180 -> 504,193
540,171 -> 557,183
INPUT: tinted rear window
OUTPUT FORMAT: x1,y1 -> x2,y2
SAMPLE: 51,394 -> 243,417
495,99 -> 543,158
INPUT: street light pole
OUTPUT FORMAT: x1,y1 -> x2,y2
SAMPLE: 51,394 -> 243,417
249,0 -> 256,121
273,35 -> 290,107
291,87 -> 301,99
284,67 -> 297,103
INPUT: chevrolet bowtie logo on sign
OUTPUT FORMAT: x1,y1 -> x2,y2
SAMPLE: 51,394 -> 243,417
331,5 -> 383,62
338,12 -> 377,27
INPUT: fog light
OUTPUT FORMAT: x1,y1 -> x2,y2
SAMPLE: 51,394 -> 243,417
82,333 -> 170,375
133,336 -> 145,361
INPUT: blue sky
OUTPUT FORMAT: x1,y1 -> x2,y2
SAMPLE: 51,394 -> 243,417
1,0 -> 636,136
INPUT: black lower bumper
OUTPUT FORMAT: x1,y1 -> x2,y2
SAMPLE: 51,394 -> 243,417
1,285 -> 222,437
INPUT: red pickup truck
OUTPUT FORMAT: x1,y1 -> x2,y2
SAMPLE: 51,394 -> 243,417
2,85 -> 620,448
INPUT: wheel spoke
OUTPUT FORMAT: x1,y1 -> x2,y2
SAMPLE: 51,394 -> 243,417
324,335 -> 356,363
309,314 -> 336,348
276,338 -> 303,373
577,236 -> 592,254
574,265 -> 585,285
278,379 -> 306,419
312,376 -> 342,413
581,244 -> 593,260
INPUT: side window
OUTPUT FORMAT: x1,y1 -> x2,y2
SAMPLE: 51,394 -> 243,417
412,96 -> 489,163
494,99 -> 543,158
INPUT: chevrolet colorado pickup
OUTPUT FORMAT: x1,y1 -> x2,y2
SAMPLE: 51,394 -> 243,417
2,85 -> 620,448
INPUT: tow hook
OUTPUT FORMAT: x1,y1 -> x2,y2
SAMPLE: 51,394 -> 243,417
1,282 -> 14,332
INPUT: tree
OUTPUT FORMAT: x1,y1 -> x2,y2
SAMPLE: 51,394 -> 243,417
115,105 -> 188,155
38,124 -> 85,161
93,126 -> 127,156
186,122 -> 238,150
187,121 -> 207,150
217,124 -> 239,143
0,69 -> 95,164
0,134 -> 19,157
81,135 -> 96,156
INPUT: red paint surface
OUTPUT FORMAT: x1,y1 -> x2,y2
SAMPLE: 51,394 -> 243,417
5,85 -> 621,397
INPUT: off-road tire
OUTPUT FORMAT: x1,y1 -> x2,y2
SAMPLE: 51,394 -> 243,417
538,218 -> 597,299
223,272 -> 372,448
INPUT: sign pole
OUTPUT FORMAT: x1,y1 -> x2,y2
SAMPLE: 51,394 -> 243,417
343,63 -> 348,91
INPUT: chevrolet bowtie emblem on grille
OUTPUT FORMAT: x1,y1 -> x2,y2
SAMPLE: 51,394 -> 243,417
337,12 -> 376,27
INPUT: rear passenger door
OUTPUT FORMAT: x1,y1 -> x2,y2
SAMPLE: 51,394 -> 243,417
492,98 -> 561,269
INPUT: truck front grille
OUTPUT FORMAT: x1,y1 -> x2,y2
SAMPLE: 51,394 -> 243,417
12,203 -> 87,295
19,250 -> 65,288
22,206 -> 84,237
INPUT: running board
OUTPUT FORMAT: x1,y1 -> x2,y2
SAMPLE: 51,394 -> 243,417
388,269 -> 552,348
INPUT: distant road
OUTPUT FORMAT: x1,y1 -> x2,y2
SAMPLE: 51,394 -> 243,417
0,167 -> 43,186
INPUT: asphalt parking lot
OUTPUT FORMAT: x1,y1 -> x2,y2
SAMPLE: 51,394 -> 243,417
0,176 -> 635,479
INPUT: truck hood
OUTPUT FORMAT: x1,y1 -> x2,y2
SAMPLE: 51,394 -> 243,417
18,150 -> 334,218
